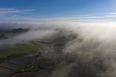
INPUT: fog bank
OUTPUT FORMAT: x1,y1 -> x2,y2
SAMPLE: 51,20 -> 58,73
1,22 -> 116,77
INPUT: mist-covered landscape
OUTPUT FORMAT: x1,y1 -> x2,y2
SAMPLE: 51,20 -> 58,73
0,22 -> 116,77
1,0 -> 116,77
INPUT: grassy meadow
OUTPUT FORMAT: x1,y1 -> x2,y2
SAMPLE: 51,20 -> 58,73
0,42 -> 39,60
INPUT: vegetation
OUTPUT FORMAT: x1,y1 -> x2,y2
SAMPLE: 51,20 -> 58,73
8,43 -> 109,77
33,42 -> 50,49
10,54 -> 66,77
11,72 -> 41,77
0,28 -> 28,40
0,29 -> 110,77
0,42 -> 39,60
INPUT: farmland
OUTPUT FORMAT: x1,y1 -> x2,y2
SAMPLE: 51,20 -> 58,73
0,29 -> 110,77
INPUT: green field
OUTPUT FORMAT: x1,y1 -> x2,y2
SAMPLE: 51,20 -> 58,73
33,42 -> 51,49
0,42 -> 39,60
10,53 -> 66,77
0,40 -> 51,60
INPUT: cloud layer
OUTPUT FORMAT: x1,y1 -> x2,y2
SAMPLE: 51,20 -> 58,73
1,22 -> 116,45
1,22 -> 116,77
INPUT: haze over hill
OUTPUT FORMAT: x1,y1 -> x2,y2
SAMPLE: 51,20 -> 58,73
0,22 -> 116,76
1,0 -> 116,76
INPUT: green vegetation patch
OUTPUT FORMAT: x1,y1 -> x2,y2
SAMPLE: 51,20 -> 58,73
28,52 -> 39,56
10,54 -> 66,77
10,72 -> 41,77
33,42 -> 50,49
37,59 -> 59,70
0,42 -> 39,60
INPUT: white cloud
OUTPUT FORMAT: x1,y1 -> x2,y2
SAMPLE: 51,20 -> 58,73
0,8 -> 35,14
82,17 -> 102,18
0,8 -> 15,11
109,13 -> 116,14
0,15 -> 109,23
0,8 -> 115,23
33,17 -> 105,23
107,15 -> 116,17
73,15 -> 90,17
1,22 -> 116,45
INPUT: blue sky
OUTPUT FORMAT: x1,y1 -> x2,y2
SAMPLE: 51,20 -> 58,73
0,0 -> 116,22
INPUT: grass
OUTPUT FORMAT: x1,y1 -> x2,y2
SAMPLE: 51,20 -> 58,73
33,42 -> 50,49
0,39 -> 52,60
28,52 -> 39,56
11,54 -> 66,77
0,42 -> 39,60
10,72 -> 41,77
0,40 -> 52,60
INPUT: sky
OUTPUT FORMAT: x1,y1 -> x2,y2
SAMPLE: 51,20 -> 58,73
0,0 -> 116,22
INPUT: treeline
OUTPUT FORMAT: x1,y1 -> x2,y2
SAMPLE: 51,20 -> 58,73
0,34 -> 4,37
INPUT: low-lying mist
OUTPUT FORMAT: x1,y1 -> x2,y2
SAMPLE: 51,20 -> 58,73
1,22 -> 116,77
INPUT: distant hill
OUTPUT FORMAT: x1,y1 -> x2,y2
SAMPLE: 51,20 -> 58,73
13,28 -> 23,30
